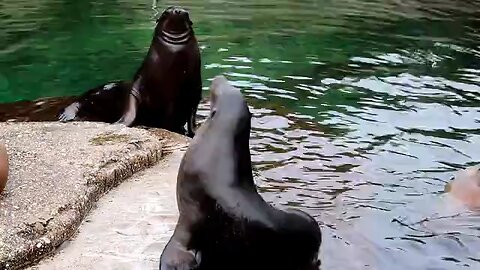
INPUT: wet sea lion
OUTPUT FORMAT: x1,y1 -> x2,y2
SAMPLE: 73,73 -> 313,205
159,76 -> 322,270
446,165 -> 480,209
0,142 -> 8,193
59,6 -> 202,137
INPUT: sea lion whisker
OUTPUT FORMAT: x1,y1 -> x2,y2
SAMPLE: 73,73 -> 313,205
162,29 -> 190,39
160,30 -> 192,44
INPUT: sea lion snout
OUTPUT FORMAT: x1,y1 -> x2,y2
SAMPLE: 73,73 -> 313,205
208,75 -> 229,109
157,6 -> 192,37
209,76 -> 242,103
208,76 -> 250,127
165,6 -> 188,16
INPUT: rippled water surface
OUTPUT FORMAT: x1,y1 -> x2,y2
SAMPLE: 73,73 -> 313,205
1,0 -> 480,269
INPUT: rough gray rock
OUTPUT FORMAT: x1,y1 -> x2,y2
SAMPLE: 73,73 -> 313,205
0,122 -> 164,269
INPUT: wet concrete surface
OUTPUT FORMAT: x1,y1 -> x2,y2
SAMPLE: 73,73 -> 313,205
0,122 -> 163,269
28,149 -> 185,270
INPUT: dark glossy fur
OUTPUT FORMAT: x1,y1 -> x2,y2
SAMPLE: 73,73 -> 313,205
159,76 -> 321,270
58,6 -> 202,137
58,81 -> 131,123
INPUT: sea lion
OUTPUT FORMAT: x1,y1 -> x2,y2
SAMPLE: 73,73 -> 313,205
159,76 -> 322,270
59,6 -> 202,137
446,165 -> 480,209
0,142 -> 8,193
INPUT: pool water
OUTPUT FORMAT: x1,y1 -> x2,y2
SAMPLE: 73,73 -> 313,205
1,0 -> 480,269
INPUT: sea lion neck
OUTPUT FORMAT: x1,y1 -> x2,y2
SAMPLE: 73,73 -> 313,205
185,120 -> 253,188
233,125 -> 255,188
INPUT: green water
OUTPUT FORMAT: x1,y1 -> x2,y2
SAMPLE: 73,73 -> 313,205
1,0 -> 480,269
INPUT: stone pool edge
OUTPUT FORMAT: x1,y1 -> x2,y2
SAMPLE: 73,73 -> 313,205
0,127 -> 166,270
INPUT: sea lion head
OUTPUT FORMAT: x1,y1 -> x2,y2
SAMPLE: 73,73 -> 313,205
155,6 -> 193,44
187,75 -> 253,185
206,75 -> 251,137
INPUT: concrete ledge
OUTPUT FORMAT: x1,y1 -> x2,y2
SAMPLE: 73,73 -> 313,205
0,122 -> 165,269
29,148 -> 187,269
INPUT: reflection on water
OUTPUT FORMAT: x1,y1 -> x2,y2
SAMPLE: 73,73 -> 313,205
1,0 -> 480,268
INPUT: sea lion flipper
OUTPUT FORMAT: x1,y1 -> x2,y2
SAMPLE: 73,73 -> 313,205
186,106 -> 197,138
116,77 -> 142,127
186,67 -> 202,138
58,102 -> 80,122
116,96 -> 137,126
159,239 -> 200,270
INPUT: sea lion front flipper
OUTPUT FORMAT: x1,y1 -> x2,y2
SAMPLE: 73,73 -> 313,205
186,64 -> 202,138
58,102 -> 81,122
116,96 -> 137,127
159,239 -> 200,270
116,76 -> 143,127
186,106 -> 197,138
